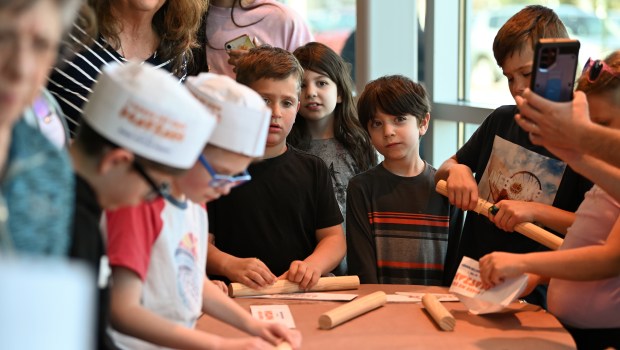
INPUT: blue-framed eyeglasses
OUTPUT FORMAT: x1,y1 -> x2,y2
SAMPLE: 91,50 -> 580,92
199,155 -> 251,189
133,161 -> 170,201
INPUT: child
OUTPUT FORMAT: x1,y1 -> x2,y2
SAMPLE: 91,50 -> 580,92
434,5 -> 592,304
347,75 -> 460,286
104,72 -> 301,350
289,43 -> 377,275
207,46 -> 346,290
69,62 -> 216,350
480,52 -> 620,349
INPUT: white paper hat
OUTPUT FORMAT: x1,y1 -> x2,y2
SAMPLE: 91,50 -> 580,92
186,73 -> 271,158
83,62 -> 217,169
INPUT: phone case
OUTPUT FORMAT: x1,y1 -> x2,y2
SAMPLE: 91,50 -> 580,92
530,39 -> 580,102
224,34 -> 255,52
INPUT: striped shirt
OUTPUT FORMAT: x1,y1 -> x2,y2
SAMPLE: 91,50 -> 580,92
47,24 -> 186,135
346,162 -> 459,285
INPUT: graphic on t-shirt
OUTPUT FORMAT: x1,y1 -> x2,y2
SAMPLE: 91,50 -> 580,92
479,136 -> 566,205
176,233 -> 201,314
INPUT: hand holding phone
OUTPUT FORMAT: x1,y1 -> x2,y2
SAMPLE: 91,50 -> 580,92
530,38 -> 580,102
224,34 -> 255,52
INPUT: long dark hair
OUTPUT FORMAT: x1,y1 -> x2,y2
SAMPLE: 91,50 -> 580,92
290,42 -> 377,173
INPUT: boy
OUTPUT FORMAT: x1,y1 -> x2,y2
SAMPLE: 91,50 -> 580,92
347,75 -> 460,286
104,73 -> 301,350
435,5 -> 592,304
69,62 -> 216,350
206,46 -> 346,290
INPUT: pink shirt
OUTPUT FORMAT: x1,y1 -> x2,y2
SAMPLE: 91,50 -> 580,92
205,0 -> 313,78
548,185 -> 620,328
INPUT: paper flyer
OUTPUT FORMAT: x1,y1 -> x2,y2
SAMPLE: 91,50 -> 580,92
250,305 -> 296,328
449,256 -> 528,315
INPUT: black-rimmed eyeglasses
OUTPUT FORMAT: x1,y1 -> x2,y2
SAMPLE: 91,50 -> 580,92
199,155 -> 251,189
133,161 -> 170,201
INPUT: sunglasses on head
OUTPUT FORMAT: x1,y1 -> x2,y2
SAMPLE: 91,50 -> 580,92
199,155 -> 251,189
582,58 -> 620,83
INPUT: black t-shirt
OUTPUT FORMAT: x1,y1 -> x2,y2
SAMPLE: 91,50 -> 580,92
455,105 -> 592,261
208,146 -> 343,277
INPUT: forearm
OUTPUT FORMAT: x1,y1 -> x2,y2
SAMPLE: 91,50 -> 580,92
521,245 -> 620,280
566,154 -> 620,202
529,202 -> 575,235
201,279 -> 256,335
434,155 -> 459,182
579,123 -> 620,168
305,229 -> 346,274
206,241 -> 236,278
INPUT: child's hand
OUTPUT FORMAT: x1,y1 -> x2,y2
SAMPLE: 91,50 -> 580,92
227,37 -> 262,73
445,164 -> 479,211
280,260 -> 321,290
249,320 -> 302,350
211,280 -> 229,295
227,257 -> 277,289
479,252 -> 527,289
489,200 -> 537,232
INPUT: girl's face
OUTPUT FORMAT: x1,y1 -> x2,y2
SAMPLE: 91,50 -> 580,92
587,89 -> 620,130
0,0 -> 62,128
299,69 -> 341,122
176,146 -> 252,203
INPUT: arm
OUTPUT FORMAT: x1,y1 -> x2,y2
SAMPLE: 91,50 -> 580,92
200,278 -> 302,349
435,155 -> 479,211
516,89 -> 620,168
206,236 -> 277,289
282,224 -> 346,289
489,200 -> 575,235
345,181 -> 379,283
110,267 -> 273,350
479,215 -> 620,287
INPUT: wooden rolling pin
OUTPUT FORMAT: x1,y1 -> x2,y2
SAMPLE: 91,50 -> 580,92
422,293 -> 455,331
318,291 -> 387,330
435,180 -> 563,250
228,275 -> 360,297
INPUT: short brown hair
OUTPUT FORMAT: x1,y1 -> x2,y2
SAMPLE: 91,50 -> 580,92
235,45 -> 304,93
357,75 -> 430,133
576,50 -> 620,95
493,5 -> 568,68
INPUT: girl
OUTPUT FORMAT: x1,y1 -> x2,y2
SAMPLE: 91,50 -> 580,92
290,42 -> 378,273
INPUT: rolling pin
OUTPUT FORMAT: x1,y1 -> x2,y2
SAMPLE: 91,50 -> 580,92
318,291 -> 387,330
422,293 -> 455,331
228,275 -> 360,297
436,180 -> 563,250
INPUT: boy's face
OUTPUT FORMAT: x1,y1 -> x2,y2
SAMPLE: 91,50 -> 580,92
367,110 -> 429,162
0,0 -> 62,127
249,76 -> 300,150
177,145 -> 252,203
99,151 -> 173,209
501,44 -> 534,100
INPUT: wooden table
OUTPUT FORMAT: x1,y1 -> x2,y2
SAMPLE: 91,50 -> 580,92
196,284 -> 575,349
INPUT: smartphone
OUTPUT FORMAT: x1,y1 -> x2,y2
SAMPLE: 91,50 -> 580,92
224,34 -> 255,52
530,38 -> 580,102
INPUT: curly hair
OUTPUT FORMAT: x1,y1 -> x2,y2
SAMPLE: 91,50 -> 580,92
89,0 -> 207,76
290,42 -> 377,173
